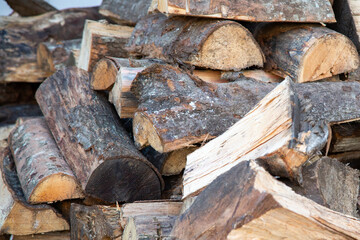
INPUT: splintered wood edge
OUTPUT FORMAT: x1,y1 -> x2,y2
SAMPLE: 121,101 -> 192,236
77,20 -> 92,71
91,58 -> 118,90
122,217 -> 136,240
29,173 -> 84,204
299,33 -> 359,83
190,23 -> 265,71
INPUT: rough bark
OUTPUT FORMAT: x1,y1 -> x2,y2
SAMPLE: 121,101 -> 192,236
171,160 -> 360,240
35,67 -> 163,203
99,0 -> 155,25
254,23 -> 359,82
77,20 -> 133,72
127,13 -> 265,71
5,0 -> 57,16
8,117 -> 84,203
156,0 -> 335,23
0,147 -> 69,235
37,39 -> 81,75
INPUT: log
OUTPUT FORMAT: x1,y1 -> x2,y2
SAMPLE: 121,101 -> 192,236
171,160 -> 360,239
326,119 -> 360,154
77,20 -> 133,72
287,157 -> 359,217
36,39 -> 81,75
12,231 -> 70,240
99,0 -> 154,25
5,0 -> 57,16
161,174 -> 183,200
35,67 -> 163,203
254,23 -> 359,83
0,147 -> 69,235
123,215 -> 177,240
155,0 -> 336,23
8,117 -> 84,203
126,13 -> 265,71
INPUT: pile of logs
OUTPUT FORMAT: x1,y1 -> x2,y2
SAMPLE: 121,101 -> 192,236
2,0 -> 360,239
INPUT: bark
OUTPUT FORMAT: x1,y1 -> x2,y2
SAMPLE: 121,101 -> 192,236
5,0 -> 57,16
127,13 -> 265,71
0,147 -> 69,235
77,20 -> 133,72
254,23 -> 359,82
8,117 -> 84,203
35,67 -> 163,203
156,0 -> 335,23
171,160 -> 360,240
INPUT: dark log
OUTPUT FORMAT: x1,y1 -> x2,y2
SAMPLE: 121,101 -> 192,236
5,0 -> 57,16
8,117 -> 84,203
155,0 -> 335,23
326,119 -> 360,153
127,13 -> 265,71
77,20 -> 133,72
0,103 -> 42,126
171,160 -> 360,239
161,174 -> 183,200
35,67 -> 163,203
0,147 -> 69,235
254,23 -> 359,82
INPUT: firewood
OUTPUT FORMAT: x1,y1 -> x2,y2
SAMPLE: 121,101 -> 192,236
221,69 -> 283,83
127,13 -> 265,71
5,0 -> 57,16
0,104 -> 42,126
123,215 -> 177,240
0,147 -> 69,235
161,174 -> 183,200
326,119 -> 360,154
254,23 -> 359,83
171,160 -> 360,239
36,39 -> 81,75
12,231 -> 70,240
35,67 -> 163,203
8,117 -> 84,203
155,0 -> 335,23
99,0 -> 154,25
77,20 -> 133,72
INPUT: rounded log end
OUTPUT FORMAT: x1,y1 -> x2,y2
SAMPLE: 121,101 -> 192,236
133,112 -> 164,153
91,58 -> 118,90
28,173 -> 84,204
191,24 -> 265,71
85,158 -> 162,203
300,33 -> 360,83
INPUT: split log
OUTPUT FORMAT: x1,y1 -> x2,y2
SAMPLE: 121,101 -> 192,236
171,160 -> 360,239
77,20 -> 133,72
127,13 -> 265,71
35,67 -> 163,203
5,0 -> 57,16
123,215 -> 177,240
254,23 -> 359,83
155,0 -> 335,23
99,0 -> 154,25
36,39 -> 81,75
8,117 -> 84,203
0,147 -> 69,235
289,157 -> 359,217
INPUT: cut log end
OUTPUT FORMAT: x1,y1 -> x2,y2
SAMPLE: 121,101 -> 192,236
300,33 -> 359,83
85,158 -> 162,203
91,58 -> 118,90
191,24 -> 265,70
162,147 -> 198,176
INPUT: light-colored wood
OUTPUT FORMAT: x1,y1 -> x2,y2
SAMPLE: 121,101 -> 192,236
0,124 -> 15,148
161,147 -> 197,176
77,20 -> 133,72
183,78 -> 303,199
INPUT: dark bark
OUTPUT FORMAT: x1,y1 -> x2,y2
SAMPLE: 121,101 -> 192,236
5,0 -> 57,16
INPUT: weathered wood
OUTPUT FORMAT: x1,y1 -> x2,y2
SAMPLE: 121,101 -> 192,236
12,231 -> 70,240
0,8 -> 101,83
99,0 -> 154,25
70,204 -> 122,240
0,147 -> 69,235
35,67 -> 163,203
8,117 -> 84,203
254,23 -> 359,82
37,39 -> 81,75
123,215 -> 177,240
5,0 -> 57,16
77,20 -> 133,72
127,13 -> 265,71
326,119 -> 360,153
156,0 -> 335,23
171,160 -> 360,239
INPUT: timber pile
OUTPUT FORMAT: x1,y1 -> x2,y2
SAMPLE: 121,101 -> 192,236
2,0 -> 360,239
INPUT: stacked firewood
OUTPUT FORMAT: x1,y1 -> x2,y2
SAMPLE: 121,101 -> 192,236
2,0 -> 360,239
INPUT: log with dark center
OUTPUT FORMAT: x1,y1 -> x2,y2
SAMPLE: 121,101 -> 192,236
35,67 -> 163,203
